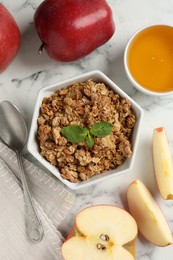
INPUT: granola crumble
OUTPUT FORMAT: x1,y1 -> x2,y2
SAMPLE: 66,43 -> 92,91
37,80 -> 136,183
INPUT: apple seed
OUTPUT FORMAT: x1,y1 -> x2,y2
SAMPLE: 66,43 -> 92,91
100,234 -> 110,241
96,243 -> 106,250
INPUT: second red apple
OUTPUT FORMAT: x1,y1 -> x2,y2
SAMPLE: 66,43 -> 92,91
34,0 -> 115,62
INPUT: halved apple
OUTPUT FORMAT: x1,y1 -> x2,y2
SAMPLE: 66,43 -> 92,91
153,127 -> 173,200
62,205 -> 138,260
127,179 -> 173,247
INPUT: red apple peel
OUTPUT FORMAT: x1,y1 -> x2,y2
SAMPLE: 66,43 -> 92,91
0,4 -> 20,73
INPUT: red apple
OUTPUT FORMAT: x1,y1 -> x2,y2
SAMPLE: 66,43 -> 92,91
34,0 -> 115,62
0,4 -> 21,73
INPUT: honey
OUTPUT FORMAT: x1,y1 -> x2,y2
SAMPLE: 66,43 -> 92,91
127,25 -> 173,92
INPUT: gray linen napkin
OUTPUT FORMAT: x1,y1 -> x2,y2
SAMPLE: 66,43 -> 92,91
0,141 -> 76,260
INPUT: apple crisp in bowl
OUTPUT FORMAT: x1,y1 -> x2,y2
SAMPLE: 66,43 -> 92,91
27,70 -> 143,190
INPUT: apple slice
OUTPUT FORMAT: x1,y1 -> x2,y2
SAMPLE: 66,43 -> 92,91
62,205 -> 137,260
153,127 -> 173,200
127,179 -> 173,247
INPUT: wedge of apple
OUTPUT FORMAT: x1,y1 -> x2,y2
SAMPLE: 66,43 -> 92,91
127,179 -> 173,247
62,205 -> 137,260
153,127 -> 173,200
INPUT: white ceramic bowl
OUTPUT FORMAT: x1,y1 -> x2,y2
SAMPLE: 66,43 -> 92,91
27,70 -> 143,190
124,24 -> 173,96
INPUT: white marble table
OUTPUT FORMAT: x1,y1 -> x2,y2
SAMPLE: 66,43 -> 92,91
1,0 -> 173,259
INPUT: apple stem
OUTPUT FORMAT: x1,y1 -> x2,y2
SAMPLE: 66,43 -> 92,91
38,43 -> 45,54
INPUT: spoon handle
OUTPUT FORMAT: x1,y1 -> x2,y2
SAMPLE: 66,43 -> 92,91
16,150 -> 44,243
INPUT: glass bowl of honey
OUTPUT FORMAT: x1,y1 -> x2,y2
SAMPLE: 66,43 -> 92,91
124,24 -> 173,96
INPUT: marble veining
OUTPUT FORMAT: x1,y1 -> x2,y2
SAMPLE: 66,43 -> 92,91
1,0 -> 173,259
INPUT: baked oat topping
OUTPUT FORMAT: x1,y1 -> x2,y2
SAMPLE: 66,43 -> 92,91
37,80 -> 136,183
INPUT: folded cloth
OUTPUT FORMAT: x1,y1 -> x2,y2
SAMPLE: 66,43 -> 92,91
0,141 -> 76,260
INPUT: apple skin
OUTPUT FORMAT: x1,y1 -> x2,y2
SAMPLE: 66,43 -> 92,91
127,179 -> 173,247
0,4 -> 21,73
153,127 -> 173,200
62,205 -> 137,260
34,0 -> 115,62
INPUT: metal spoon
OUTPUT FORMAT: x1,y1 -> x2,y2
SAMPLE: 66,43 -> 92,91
0,101 -> 44,243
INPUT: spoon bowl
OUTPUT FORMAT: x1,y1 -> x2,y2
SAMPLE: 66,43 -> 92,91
0,101 -> 44,243
0,101 -> 27,150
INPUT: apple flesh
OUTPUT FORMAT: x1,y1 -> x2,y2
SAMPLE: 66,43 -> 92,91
127,179 -> 173,247
34,0 -> 115,62
62,205 -> 137,260
153,127 -> 173,200
0,4 -> 20,73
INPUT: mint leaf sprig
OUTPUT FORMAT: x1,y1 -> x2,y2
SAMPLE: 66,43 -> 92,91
61,121 -> 113,147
